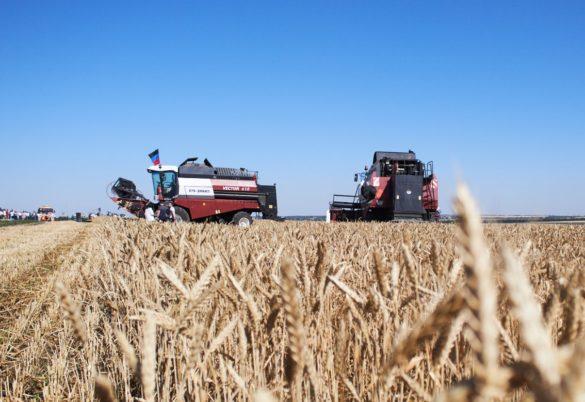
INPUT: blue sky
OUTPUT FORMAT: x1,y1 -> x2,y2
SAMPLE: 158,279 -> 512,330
1,1 -> 584,216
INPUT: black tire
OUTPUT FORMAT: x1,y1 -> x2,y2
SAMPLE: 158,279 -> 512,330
232,211 -> 253,227
174,206 -> 190,222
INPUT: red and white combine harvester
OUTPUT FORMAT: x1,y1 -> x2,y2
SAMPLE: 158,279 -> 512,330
328,150 -> 439,221
109,155 -> 278,226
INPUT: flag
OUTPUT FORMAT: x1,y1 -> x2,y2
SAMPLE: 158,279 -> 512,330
148,149 -> 160,166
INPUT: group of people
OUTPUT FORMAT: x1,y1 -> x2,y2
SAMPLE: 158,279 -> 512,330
144,202 -> 177,222
1,204 -> 179,222
0,208 -> 39,221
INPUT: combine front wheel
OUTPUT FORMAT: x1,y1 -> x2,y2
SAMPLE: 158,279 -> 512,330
232,212 -> 253,227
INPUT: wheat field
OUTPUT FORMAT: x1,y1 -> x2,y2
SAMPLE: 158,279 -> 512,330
1,186 -> 584,401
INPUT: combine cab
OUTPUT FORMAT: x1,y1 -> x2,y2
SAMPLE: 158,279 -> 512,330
110,157 -> 278,226
329,150 -> 439,221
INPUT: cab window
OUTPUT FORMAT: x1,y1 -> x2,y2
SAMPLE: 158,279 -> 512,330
151,171 -> 178,198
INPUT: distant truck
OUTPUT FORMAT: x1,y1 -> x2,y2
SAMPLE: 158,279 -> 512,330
37,206 -> 55,222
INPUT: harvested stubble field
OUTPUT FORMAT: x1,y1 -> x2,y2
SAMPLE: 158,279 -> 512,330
1,187 -> 584,401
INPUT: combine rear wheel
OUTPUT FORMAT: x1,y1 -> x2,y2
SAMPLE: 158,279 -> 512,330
174,207 -> 190,222
232,212 -> 253,227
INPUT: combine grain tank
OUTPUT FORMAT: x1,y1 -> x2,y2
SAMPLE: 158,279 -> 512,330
328,150 -> 439,221
110,157 -> 278,226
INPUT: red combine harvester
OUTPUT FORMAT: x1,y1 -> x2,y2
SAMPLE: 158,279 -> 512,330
109,157 -> 278,226
328,150 -> 439,221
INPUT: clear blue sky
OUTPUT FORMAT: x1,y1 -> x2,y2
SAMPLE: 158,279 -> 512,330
1,1 -> 584,216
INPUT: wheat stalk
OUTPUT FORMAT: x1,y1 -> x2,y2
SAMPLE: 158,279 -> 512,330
56,281 -> 87,344
115,331 -> 138,373
94,375 -> 118,402
387,291 -> 464,369
453,183 -> 502,396
141,311 -> 157,402
502,248 -> 560,386
373,251 -> 391,297
280,257 -> 306,387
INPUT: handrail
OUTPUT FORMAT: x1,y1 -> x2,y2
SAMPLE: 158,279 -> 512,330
179,157 -> 199,167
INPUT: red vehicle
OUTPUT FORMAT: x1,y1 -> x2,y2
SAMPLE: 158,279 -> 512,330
37,206 -> 55,222
109,157 -> 278,226
328,150 -> 439,221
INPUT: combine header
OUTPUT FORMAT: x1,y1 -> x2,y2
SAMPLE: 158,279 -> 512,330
109,156 -> 278,226
328,150 -> 439,221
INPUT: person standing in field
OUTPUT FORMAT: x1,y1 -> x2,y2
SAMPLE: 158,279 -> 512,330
144,203 -> 155,222
158,202 -> 176,222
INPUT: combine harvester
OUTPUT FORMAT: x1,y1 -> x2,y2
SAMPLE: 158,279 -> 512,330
37,206 -> 55,222
328,150 -> 439,221
109,153 -> 278,226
